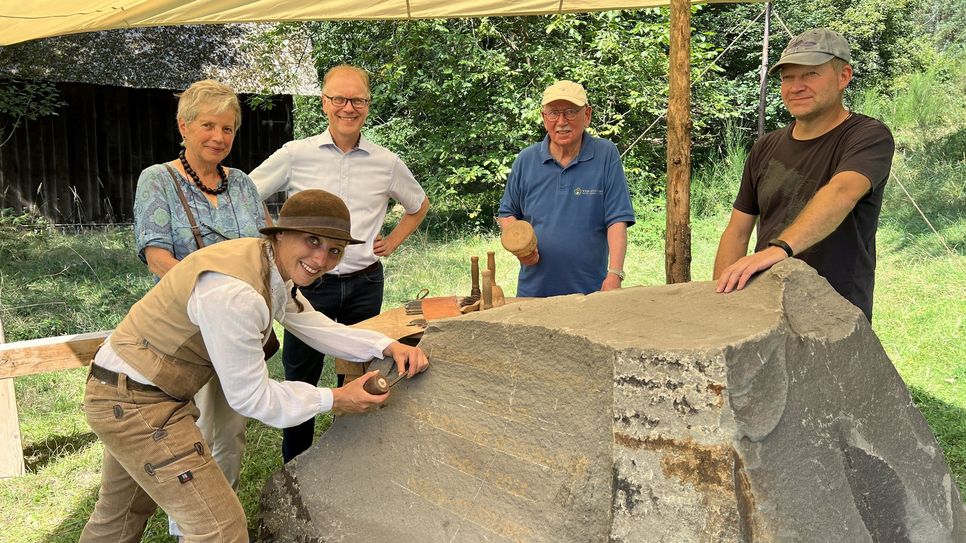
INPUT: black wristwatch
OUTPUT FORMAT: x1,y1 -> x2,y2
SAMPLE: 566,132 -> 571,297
767,239 -> 794,257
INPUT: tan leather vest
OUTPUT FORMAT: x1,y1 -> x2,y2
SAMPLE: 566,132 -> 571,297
111,237 -> 273,399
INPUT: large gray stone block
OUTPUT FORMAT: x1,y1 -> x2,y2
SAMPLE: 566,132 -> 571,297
259,259 -> 965,542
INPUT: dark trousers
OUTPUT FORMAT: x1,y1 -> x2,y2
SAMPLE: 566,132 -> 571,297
281,262 -> 384,463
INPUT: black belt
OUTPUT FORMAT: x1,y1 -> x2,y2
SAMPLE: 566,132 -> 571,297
90,364 -> 165,394
330,260 -> 381,279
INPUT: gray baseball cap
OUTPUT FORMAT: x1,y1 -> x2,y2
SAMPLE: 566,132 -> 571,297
769,28 -> 851,75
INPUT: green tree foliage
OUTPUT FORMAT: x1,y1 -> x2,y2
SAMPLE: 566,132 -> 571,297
694,0 -> 933,137
270,0 -> 939,229
297,12 -> 730,228
853,49 -> 966,241
0,79 -> 64,147
922,0 -> 966,51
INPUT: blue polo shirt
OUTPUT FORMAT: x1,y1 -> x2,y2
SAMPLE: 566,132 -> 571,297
498,131 -> 635,297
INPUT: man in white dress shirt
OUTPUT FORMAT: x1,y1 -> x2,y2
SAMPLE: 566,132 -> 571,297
250,64 -> 430,463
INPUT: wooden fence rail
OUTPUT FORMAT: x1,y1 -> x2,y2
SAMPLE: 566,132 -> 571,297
0,324 -> 109,477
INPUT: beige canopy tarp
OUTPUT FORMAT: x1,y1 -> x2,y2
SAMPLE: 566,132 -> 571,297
0,0 -> 751,46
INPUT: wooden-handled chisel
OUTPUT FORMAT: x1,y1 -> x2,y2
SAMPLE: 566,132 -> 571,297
471,255 -> 481,298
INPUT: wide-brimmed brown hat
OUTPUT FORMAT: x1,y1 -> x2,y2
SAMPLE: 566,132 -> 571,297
259,189 -> 364,244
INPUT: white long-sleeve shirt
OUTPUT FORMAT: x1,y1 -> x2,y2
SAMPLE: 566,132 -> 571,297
94,257 -> 392,428
249,131 -> 426,274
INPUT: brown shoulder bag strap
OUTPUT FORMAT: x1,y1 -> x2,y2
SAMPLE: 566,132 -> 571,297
163,163 -> 205,250
163,164 -> 281,360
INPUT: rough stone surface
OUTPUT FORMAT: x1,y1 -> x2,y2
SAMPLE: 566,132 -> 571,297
259,259 -> 966,542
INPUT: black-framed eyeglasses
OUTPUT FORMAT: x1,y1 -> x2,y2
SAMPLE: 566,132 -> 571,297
324,95 -> 371,108
541,107 -> 584,121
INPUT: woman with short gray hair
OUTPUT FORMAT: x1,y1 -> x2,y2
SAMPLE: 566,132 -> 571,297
130,78 -> 269,541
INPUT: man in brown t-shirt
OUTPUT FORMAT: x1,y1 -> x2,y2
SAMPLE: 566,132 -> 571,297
713,28 -> 895,321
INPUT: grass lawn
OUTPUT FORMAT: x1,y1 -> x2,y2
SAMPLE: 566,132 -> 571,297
0,216 -> 963,542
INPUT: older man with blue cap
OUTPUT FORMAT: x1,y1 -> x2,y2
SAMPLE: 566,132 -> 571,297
713,28 -> 896,321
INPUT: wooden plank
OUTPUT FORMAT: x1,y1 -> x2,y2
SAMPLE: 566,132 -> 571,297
346,306 -> 427,342
334,307 -> 425,378
0,330 -> 108,379
0,318 -> 27,477
0,379 -> 24,478
333,298 -> 533,379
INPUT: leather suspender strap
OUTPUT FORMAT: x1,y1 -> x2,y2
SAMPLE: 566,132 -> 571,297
161,164 -> 280,360
163,163 -> 205,250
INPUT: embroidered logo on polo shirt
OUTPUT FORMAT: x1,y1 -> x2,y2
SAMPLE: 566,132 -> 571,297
574,187 -> 603,196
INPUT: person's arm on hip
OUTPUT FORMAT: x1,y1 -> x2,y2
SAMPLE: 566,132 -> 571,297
374,196 -> 430,257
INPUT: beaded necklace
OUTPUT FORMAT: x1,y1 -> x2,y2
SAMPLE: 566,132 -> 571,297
179,148 -> 228,195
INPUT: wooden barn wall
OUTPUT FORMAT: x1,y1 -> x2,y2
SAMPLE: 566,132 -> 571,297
0,82 -> 293,224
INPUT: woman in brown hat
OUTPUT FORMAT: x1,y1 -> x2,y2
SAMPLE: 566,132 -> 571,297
132,78 -> 277,541
79,189 -> 428,543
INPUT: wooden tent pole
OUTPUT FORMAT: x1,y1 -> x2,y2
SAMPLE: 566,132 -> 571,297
757,2 -> 772,137
665,0 -> 692,284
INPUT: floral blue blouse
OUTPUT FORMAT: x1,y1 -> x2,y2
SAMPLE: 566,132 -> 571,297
133,163 -> 266,276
